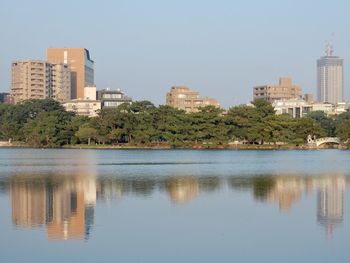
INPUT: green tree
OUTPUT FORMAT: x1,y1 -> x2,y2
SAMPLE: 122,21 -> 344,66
23,111 -> 72,147
75,124 -> 99,145
307,111 -> 335,136
336,120 -> 350,142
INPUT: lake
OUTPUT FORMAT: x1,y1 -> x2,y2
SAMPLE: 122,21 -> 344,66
0,148 -> 350,262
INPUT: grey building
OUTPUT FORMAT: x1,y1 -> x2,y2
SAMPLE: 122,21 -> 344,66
0,92 -> 10,103
97,88 -> 132,109
317,43 -> 344,104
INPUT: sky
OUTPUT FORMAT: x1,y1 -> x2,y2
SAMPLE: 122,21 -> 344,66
0,0 -> 349,108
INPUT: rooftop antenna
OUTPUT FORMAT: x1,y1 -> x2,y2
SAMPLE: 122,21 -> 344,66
325,40 -> 333,57
325,33 -> 335,57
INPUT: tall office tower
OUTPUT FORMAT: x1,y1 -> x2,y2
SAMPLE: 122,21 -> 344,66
317,43 -> 344,104
47,48 -> 94,99
10,60 -> 71,104
11,60 -> 50,104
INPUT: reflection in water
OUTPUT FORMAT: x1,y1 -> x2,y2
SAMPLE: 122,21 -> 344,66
2,173 -> 348,241
316,177 -> 345,240
10,175 -> 96,241
166,177 -> 199,204
11,179 -> 46,227
230,175 -> 346,239
266,177 -> 307,211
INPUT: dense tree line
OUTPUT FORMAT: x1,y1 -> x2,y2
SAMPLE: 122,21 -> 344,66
1,99 -> 350,147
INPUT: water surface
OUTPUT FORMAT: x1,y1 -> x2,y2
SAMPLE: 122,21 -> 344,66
0,149 -> 349,262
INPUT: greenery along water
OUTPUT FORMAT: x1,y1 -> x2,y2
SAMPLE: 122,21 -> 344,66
1,99 -> 350,147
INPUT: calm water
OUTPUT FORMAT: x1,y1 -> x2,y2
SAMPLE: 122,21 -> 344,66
1,149 -> 350,262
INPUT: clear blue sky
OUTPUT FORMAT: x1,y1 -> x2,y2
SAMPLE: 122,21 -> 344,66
0,0 -> 349,108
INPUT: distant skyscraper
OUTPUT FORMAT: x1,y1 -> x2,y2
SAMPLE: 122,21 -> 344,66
317,43 -> 344,104
47,48 -> 94,99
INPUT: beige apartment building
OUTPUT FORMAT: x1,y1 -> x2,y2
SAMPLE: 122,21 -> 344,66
11,60 -> 49,104
11,60 -> 71,104
166,86 -> 219,113
253,77 -> 302,103
47,48 -> 94,99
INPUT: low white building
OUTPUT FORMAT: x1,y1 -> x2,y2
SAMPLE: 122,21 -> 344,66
273,99 -> 312,118
273,99 -> 350,118
311,103 -> 334,114
63,86 -> 101,117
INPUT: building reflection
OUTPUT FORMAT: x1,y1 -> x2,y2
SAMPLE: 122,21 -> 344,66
230,174 -> 346,239
266,177 -> 309,211
5,172 -> 348,241
165,177 -> 199,204
316,176 -> 345,240
10,174 -> 96,241
11,179 -> 46,227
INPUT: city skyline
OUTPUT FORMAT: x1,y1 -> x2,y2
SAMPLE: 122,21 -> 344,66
0,0 -> 349,108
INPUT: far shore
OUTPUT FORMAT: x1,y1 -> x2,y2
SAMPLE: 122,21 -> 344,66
0,141 -> 347,150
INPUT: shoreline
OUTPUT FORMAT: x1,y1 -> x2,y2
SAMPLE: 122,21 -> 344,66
0,142 -> 346,150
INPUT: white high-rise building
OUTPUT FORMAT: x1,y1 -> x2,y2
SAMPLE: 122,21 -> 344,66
317,43 -> 344,104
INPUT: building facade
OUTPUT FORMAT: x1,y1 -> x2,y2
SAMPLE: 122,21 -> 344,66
11,60 -> 50,104
47,48 -> 94,99
273,99 -> 312,118
273,98 -> 350,118
10,60 -> 71,104
63,86 -> 101,117
317,44 -> 343,104
166,86 -> 219,113
253,77 -> 302,103
97,88 -> 132,109
50,63 -> 71,103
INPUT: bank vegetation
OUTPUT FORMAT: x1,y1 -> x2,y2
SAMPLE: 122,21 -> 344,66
1,99 -> 350,148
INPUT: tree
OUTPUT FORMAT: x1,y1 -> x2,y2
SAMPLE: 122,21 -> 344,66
307,111 -> 335,137
75,124 -> 99,145
23,111 -> 72,147
336,120 -> 350,142
292,117 -> 326,143
251,99 -> 276,117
